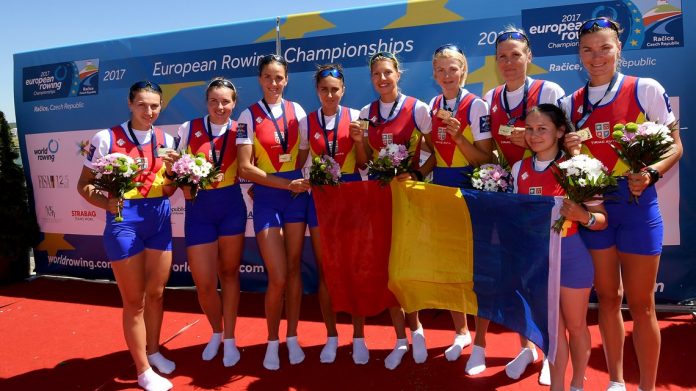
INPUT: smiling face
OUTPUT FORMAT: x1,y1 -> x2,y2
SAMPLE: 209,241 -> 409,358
258,61 -> 288,103
524,110 -> 565,158
579,28 -> 621,86
206,86 -> 236,125
128,90 -> 161,130
433,56 -> 466,96
316,76 -> 345,114
370,59 -> 400,101
495,39 -> 531,87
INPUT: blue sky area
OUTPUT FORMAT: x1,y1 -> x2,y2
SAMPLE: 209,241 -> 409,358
1,0 -> 399,123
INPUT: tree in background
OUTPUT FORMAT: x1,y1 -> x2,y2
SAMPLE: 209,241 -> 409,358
0,111 -> 40,283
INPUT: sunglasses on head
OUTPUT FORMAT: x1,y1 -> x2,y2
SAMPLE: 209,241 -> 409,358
208,78 -> 236,92
132,80 -> 162,93
369,51 -> 396,65
318,68 -> 343,79
434,44 -> 463,55
262,53 -> 288,65
579,17 -> 619,35
495,31 -> 529,48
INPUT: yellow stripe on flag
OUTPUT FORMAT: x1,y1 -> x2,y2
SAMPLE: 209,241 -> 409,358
387,181 -> 477,314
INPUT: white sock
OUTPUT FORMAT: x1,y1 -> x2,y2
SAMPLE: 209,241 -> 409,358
147,352 -> 175,375
263,340 -> 280,370
538,358 -> 551,386
320,336 -> 338,364
137,367 -> 172,391
444,332 -> 471,361
286,336 -> 305,365
384,338 -> 409,370
223,338 -> 240,367
570,387 -> 584,391
505,347 -> 537,379
352,337 -> 369,365
411,327 -> 427,364
606,381 -> 627,391
202,332 -> 222,361
465,345 -> 486,375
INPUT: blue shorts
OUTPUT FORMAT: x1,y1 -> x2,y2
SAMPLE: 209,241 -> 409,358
580,179 -> 663,255
185,184 -> 247,246
253,170 -> 309,233
307,172 -> 362,228
561,233 -> 594,289
104,197 -> 172,261
432,166 -> 473,188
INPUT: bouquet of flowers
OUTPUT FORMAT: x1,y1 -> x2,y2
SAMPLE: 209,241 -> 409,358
90,153 -> 143,222
367,143 -> 412,185
170,152 -> 220,199
309,155 -> 342,186
611,121 -> 674,202
551,154 -> 617,232
471,160 -> 512,192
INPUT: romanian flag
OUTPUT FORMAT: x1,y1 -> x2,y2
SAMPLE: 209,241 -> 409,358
312,181 -> 561,359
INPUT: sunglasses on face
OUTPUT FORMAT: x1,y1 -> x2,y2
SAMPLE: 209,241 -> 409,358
579,17 -> 620,35
495,31 -> 529,48
369,51 -> 396,65
318,68 -> 343,79
433,44 -> 463,55
208,78 -> 236,92
132,80 -> 162,93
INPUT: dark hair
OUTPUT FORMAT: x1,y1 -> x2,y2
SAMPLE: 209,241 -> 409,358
206,77 -> 237,101
578,17 -> 622,39
128,81 -> 162,102
258,54 -> 288,76
314,64 -> 344,87
527,104 -> 573,134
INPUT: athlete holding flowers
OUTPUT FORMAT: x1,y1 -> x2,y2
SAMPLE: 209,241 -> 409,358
77,81 -> 177,391
560,17 -> 682,391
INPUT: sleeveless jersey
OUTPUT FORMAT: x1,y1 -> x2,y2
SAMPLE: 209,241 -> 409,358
430,92 -> 478,168
185,117 -> 239,188
570,76 -> 644,175
517,155 -> 577,237
249,100 -> 302,173
489,79 -> 545,164
109,125 -> 166,199
367,96 -> 421,168
308,106 -> 358,174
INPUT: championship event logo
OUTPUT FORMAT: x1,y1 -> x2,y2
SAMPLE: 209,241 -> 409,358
23,59 -> 100,102
522,0 -> 683,57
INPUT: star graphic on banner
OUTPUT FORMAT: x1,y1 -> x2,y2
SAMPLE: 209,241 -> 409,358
385,0 -> 463,29
635,28 -> 641,34
635,17 -> 641,22
255,12 -> 335,42
466,55 -> 548,95
630,39 -> 639,46
36,233 -> 75,257
159,82 -> 206,111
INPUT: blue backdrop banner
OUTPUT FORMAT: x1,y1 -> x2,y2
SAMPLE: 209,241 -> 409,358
14,0 -> 694,303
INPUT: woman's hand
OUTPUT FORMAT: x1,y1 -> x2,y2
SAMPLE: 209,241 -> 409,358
560,198 -> 589,223
160,150 -> 180,175
627,171 -> 651,197
289,178 -> 311,193
349,121 -> 364,143
509,127 -> 528,148
564,132 -> 582,156
444,117 -> 464,143
106,197 -> 123,215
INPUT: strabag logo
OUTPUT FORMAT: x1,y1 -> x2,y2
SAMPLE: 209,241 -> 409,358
72,209 -> 97,221
23,59 -> 99,102
34,139 -> 59,162
521,1 -> 683,57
